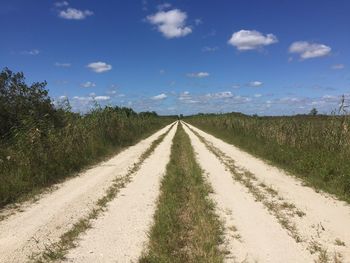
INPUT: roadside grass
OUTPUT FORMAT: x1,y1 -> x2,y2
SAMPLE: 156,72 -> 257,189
29,123 -> 176,263
184,123 -> 345,261
185,124 -> 304,242
140,123 -> 224,263
185,114 -> 350,203
0,108 -> 174,210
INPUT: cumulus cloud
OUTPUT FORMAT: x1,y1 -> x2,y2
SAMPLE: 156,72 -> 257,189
59,8 -> 93,20
55,62 -> 71,67
81,81 -> 96,88
228,30 -> 278,51
331,64 -> 345,70
152,93 -> 167,100
187,72 -> 210,78
249,81 -> 263,87
147,9 -> 192,38
289,41 -> 331,59
87,62 -> 112,73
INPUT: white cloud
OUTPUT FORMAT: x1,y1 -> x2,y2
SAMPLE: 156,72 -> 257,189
331,64 -> 345,70
147,9 -> 192,38
254,94 -> 262,98
187,72 -> 210,78
87,62 -> 112,73
55,1 -> 69,7
94,96 -> 110,101
81,81 -> 96,88
228,30 -> 278,51
249,81 -> 263,87
59,8 -> 93,20
73,96 -> 93,102
21,49 -> 40,56
289,41 -> 331,59
55,62 -> 71,67
202,46 -> 219,52
152,93 -> 167,100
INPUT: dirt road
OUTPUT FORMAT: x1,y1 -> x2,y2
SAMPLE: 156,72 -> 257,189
0,122 -> 176,263
1,121 -> 349,262
65,123 -> 177,262
183,122 -> 350,262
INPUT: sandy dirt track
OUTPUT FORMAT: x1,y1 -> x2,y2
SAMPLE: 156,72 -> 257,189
65,123 -> 177,262
0,122 -> 175,263
183,122 -> 350,262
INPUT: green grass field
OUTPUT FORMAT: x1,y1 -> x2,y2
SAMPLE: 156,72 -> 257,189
186,113 -> 350,202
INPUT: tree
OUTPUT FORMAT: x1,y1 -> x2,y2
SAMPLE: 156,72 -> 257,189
309,108 -> 318,116
0,68 -> 56,137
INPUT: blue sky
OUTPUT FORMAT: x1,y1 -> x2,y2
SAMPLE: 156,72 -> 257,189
1,0 -> 349,115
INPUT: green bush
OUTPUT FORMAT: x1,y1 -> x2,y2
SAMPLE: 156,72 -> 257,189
0,69 -> 174,208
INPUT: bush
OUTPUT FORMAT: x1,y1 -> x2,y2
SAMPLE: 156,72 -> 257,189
0,69 -> 174,208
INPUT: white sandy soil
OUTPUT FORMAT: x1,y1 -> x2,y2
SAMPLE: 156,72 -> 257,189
0,123 -> 175,263
183,123 -> 314,262
65,123 -> 177,263
184,122 -> 350,262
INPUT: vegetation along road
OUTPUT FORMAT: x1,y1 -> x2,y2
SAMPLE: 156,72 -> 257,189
0,121 -> 349,262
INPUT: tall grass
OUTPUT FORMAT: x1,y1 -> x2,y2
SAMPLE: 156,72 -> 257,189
186,113 -> 350,202
0,107 -> 173,208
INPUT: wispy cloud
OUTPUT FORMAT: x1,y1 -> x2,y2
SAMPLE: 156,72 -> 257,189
81,81 -> 96,88
94,96 -> 110,101
87,62 -> 112,73
59,8 -> 93,20
152,93 -> 167,100
21,49 -> 40,56
187,72 -> 210,78
249,81 -> 263,87
157,3 -> 172,11
202,46 -> 219,52
54,1 -> 69,7
228,30 -> 278,51
331,64 -> 345,70
289,41 -> 331,59
147,9 -> 192,38
55,62 -> 71,67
